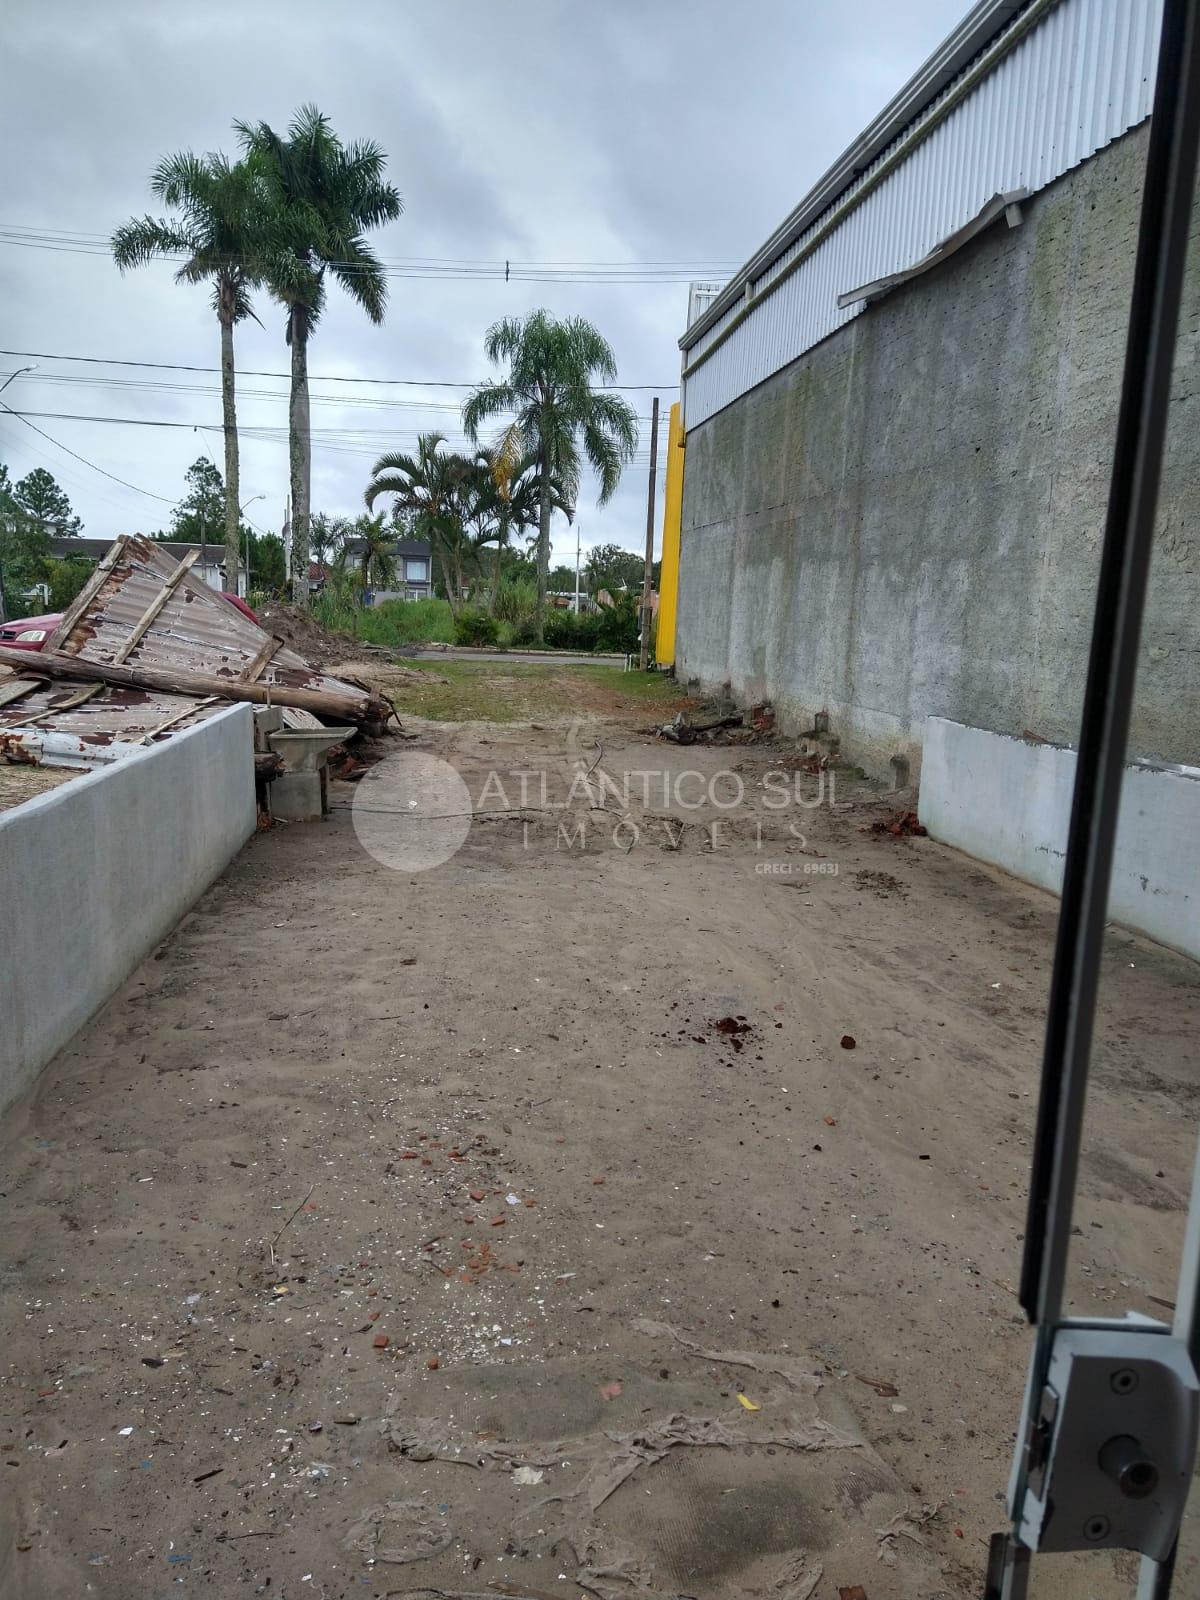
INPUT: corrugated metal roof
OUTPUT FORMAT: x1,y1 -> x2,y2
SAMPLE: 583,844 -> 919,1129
49,535 -> 371,702
681,0 -> 1161,428
0,681 -> 222,759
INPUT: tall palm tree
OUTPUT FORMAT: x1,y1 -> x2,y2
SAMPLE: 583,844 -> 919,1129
462,311 -> 637,640
113,152 -> 263,591
364,433 -> 468,614
236,105 -> 402,604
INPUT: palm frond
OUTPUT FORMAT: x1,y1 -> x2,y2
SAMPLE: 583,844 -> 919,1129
111,215 -> 197,270
462,381 -> 520,439
487,421 -> 525,499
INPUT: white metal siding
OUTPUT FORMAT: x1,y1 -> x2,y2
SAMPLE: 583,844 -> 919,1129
682,0 -> 1161,428
686,281 -> 727,327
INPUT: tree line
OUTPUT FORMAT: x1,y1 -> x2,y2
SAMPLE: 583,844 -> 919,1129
112,107 -> 640,641
0,445 -> 652,623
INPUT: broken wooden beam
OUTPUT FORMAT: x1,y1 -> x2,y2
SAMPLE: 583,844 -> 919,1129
0,645 -> 390,725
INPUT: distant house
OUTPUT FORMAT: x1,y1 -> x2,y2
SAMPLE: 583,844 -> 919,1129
48,536 -> 248,596
339,536 -> 433,604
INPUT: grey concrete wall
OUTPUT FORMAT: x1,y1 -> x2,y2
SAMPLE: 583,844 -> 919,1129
0,705 -> 256,1116
676,124 -> 1200,777
920,717 -> 1200,959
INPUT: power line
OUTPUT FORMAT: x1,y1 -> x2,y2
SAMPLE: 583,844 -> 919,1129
2,409 -> 667,472
0,223 -> 736,284
4,408 -> 665,441
0,400 -> 176,504
4,222 -> 740,268
0,368 -> 664,423
0,347 -> 679,391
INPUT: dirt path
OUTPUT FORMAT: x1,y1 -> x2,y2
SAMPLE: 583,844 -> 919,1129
2,684 -> 1198,1599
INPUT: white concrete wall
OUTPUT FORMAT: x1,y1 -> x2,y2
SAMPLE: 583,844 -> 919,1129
0,705 -> 256,1115
920,717 -> 1200,960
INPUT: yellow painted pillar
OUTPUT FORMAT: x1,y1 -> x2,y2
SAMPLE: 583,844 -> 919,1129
655,401 -> 684,667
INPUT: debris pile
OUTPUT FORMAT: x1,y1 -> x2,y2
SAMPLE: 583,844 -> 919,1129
867,808 -> 927,838
255,598 -> 389,670
0,536 -> 394,777
656,701 -> 775,745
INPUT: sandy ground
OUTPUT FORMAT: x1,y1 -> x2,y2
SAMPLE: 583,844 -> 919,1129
3,688 -> 1199,1600
0,763 -> 80,813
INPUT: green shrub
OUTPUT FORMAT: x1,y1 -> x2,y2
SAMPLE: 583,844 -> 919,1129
542,608 -> 602,651
494,578 -> 538,625
453,608 -> 500,647
594,592 -> 641,654
511,617 -> 539,647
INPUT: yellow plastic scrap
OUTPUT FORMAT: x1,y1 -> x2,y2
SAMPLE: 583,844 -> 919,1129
736,1392 -> 760,1411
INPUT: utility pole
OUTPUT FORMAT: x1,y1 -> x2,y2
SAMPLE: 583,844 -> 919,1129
0,367 -> 37,623
283,497 -> 292,597
639,396 -> 660,670
574,521 -> 581,614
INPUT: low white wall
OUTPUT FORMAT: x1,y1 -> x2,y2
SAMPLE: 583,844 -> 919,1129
920,717 -> 1200,960
0,705 -> 256,1115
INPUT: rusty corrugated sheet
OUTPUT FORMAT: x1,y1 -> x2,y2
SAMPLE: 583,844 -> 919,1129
49,535 -> 372,701
0,681 -> 222,749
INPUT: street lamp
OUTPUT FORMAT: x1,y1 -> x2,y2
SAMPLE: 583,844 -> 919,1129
0,364 -> 37,396
240,494 -> 264,597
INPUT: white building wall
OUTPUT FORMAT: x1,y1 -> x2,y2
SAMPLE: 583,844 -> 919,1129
682,0 -> 1162,427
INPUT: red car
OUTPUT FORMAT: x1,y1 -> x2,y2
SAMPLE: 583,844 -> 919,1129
0,594 -> 260,651
0,611 -> 60,650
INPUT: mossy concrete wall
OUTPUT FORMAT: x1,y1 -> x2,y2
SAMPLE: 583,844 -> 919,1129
676,124 -> 1200,777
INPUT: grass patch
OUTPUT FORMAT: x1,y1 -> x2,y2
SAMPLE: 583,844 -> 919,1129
313,594 -> 455,646
395,660 -> 688,723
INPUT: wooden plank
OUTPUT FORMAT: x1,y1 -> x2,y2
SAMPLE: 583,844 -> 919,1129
112,548 -> 199,665
46,536 -> 131,652
0,675 -> 44,710
47,683 -> 104,712
0,642 -> 386,723
139,695 -> 219,743
238,633 -> 284,683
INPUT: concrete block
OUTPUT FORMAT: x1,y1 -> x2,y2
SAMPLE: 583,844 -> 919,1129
919,716 -> 1200,960
0,705 -> 257,1116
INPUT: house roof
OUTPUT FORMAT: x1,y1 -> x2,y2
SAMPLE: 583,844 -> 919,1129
339,537 -> 431,559
48,536 -> 245,567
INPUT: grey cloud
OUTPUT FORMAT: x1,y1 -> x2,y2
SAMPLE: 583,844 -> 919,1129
1,0 -> 964,558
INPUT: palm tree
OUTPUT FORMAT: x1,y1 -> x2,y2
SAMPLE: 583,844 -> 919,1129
349,512 -> 398,596
484,451 -> 572,614
462,311 -> 637,640
236,105 -> 402,604
112,152 -> 263,592
310,511 -> 350,570
364,433 -> 468,614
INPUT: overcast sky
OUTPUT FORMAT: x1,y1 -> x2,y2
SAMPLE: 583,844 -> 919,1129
1,0 -> 964,567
